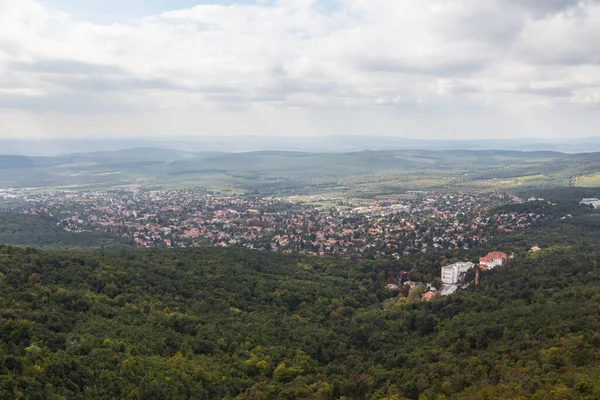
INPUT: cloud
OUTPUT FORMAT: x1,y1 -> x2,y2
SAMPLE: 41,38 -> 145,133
358,57 -> 485,76
11,59 -> 125,75
45,75 -> 185,93
516,2 -> 600,66
504,0 -> 581,16
0,0 -> 599,138
0,91 -> 142,113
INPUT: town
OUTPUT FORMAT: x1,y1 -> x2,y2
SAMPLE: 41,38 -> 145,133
1,189 -> 545,260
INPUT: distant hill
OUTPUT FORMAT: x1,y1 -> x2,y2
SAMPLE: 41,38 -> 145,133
3,136 -> 600,155
68,147 -> 190,160
0,155 -> 74,170
0,148 -> 599,192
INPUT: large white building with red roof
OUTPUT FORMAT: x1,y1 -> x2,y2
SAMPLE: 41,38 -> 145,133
479,251 -> 509,271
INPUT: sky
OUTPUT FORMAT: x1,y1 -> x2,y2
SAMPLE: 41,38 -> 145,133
0,0 -> 599,139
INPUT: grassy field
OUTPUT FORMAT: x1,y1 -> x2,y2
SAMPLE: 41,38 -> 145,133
575,172 -> 600,187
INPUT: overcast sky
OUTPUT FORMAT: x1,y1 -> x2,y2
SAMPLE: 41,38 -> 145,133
0,0 -> 599,139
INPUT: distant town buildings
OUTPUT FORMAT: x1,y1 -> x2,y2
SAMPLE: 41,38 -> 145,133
0,189 -> 545,259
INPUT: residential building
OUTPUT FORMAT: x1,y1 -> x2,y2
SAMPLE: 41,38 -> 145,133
479,251 -> 509,270
421,291 -> 436,301
441,262 -> 475,285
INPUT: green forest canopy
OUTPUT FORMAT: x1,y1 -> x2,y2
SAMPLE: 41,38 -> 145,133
0,189 -> 599,399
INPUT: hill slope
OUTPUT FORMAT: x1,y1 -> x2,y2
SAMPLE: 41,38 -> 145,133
0,213 -> 131,249
1,149 -> 599,193
0,202 -> 599,399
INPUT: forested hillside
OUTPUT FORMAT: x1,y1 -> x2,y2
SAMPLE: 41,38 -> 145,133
0,213 -> 131,249
1,199 -> 599,399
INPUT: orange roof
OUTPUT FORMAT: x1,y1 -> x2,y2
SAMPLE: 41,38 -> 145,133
422,291 -> 435,300
487,251 -> 508,258
480,257 -> 492,263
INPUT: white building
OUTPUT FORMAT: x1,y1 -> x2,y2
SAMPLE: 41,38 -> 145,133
479,252 -> 509,270
441,262 -> 475,285
581,198 -> 600,209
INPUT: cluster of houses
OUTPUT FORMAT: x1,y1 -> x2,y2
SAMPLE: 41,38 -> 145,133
0,188 -> 21,199
3,190 -> 547,261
